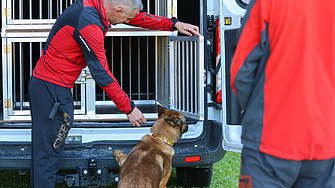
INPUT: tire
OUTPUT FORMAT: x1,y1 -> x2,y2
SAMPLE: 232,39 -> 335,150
176,164 -> 214,187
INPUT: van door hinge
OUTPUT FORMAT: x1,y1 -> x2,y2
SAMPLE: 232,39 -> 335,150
5,99 -> 11,108
3,45 -> 10,54
3,8 -> 10,18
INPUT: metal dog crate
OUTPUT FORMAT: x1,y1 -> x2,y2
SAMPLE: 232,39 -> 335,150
2,35 -> 204,122
2,0 -> 177,26
1,0 -> 204,123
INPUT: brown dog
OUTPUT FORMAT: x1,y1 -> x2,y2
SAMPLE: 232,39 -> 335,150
113,106 -> 188,188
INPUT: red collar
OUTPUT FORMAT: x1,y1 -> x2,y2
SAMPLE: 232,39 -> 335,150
152,134 -> 174,147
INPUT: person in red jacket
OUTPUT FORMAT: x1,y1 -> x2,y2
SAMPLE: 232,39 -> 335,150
28,0 -> 200,187
230,0 -> 335,187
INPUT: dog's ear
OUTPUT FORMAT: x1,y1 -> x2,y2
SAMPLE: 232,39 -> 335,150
164,116 -> 183,127
158,105 -> 167,118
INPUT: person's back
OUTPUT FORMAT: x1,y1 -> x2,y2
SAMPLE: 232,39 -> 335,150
232,0 -> 335,187
260,0 -> 335,160
231,0 -> 335,161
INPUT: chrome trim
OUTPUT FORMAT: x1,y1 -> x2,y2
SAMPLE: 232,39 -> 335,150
0,121 -> 204,142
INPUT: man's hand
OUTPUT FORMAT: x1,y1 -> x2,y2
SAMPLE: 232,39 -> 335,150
174,21 -> 201,36
127,107 -> 147,127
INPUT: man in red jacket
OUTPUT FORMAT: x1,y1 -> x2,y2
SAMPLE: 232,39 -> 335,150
230,0 -> 335,187
28,0 -> 200,187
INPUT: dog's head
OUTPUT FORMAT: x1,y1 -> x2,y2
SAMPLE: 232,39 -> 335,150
150,105 -> 188,143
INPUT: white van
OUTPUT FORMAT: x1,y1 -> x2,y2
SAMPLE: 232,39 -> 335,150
0,0 -> 247,187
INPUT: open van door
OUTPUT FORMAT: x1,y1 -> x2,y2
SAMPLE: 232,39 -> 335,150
220,0 -> 249,152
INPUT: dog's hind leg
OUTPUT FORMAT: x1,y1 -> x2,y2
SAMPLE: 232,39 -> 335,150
113,150 -> 128,167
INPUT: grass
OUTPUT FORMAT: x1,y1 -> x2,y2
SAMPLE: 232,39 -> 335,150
0,151 -> 240,188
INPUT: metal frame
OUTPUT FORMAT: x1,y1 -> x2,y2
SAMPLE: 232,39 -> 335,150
1,0 -> 178,38
1,34 -> 177,122
1,0 -> 180,122
2,0 -> 174,26
1,34 -> 206,122
4,0 -> 69,26
2,37 -> 87,121
168,36 -> 205,120
3,37 -> 44,121
1,0 -> 206,123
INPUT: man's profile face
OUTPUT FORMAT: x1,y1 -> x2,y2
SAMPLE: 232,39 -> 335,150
106,5 -> 139,26
108,9 -> 139,25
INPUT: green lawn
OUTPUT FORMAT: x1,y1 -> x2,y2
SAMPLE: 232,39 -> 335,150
0,151 -> 240,188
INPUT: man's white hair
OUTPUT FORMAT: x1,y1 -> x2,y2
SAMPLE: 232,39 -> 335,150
107,0 -> 144,12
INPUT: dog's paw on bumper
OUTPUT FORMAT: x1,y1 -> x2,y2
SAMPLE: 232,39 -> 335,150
112,149 -> 124,156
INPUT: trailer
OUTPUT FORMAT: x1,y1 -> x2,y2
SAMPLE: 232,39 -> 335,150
0,0 -> 248,187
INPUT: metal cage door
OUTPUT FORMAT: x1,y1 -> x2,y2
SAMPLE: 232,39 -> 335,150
157,36 -> 204,121
2,37 -> 86,122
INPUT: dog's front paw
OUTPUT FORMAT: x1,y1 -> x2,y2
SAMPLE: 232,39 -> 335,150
113,150 -> 127,167
113,149 -> 124,157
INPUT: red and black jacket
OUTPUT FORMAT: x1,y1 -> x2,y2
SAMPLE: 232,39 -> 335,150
231,0 -> 335,160
33,0 -> 177,114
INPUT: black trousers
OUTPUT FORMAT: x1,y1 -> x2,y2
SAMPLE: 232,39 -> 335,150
240,147 -> 335,188
29,76 -> 74,188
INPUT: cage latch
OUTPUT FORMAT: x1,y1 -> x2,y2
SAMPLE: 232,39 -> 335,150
3,8 -> 10,18
4,99 -> 11,108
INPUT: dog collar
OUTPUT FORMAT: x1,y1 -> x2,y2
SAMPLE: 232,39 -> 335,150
152,134 -> 174,147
